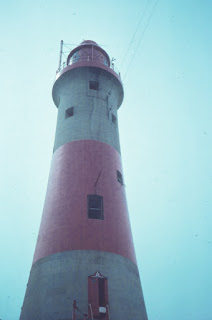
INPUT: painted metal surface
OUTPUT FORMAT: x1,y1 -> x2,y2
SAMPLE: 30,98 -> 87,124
20,250 -> 148,320
67,40 -> 110,67
88,271 -> 109,318
55,59 -> 122,89
33,140 -> 136,265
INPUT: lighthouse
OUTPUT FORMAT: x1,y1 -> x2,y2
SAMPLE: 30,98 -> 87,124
20,40 -> 148,320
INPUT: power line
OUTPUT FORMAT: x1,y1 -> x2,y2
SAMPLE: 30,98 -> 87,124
63,43 -> 73,51
120,0 -> 151,68
123,0 -> 159,81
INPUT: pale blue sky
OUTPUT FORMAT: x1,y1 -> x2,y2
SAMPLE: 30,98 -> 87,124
0,1 -> 211,319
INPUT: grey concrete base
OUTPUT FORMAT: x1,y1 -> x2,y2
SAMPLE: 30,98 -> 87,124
20,250 -> 148,320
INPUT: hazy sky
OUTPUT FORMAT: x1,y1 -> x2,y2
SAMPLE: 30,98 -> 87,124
0,1 -> 211,319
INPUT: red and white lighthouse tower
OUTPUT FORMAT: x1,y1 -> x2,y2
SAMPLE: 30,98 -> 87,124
20,40 -> 148,320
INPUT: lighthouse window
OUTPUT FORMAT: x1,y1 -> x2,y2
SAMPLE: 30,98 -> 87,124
117,170 -> 123,185
89,81 -> 99,91
112,114 -> 116,125
88,195 -> 104,220
65,106 -> 74,119
72,51 -> 79,63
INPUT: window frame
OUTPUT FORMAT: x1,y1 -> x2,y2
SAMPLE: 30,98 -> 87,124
111,113 -> 117,125
65,106 -> 74,119
89,80 -> 99,91
87,194 -> 104,220
117,170 -> 123,185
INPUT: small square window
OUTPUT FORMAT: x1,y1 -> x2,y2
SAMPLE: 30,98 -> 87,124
117,170 -> 123,185
89,81 -> 99,90
112,114 -> 116,125
88,195 -> 104,220
65,107 -> 74,119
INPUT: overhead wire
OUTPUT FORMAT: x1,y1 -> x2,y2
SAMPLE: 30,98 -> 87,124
123,0 -> 159,81
58,3 -> 158,80
63,43 -> 73,50
60,43 -> 75,66
120,0 -> 151,68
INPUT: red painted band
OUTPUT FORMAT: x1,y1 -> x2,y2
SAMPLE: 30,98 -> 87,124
33,140 -> 136,264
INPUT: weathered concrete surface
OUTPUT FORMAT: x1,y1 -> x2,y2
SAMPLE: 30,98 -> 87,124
20,41 -> 148,320
20,250 -> 148,320
52,66 -> 123,153
32,140 -> 136,265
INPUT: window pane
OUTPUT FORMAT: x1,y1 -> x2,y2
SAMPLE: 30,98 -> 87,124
88,195 -> 103,220
89,196 -> 102,209
65,106 -> 74,119
89,81 -> 99,90
117,170 -> 123,185
112,113 -> 116,125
